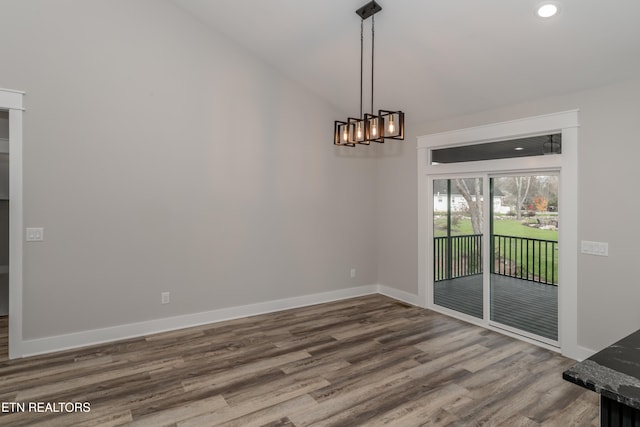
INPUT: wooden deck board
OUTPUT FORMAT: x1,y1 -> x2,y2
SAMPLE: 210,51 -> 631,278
0,295 -> 593,426
434,274 -> 558,340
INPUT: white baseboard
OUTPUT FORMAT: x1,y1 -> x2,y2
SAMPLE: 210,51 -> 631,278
569,345 -> 597,362
376,284 -> 421,307
21,284 -> 588,361
20,285 -> 378,358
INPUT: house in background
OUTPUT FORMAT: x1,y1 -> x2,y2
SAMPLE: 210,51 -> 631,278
433,194 -> 468,213
433,193 -> 510,215
0,0 -> 639,366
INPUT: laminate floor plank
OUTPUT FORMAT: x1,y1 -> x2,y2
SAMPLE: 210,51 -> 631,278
363,382 -> 468,427
0,295 -> 597,426
128,394 -> 228,427
178,378 -> 328,427
217,395 -> 317,427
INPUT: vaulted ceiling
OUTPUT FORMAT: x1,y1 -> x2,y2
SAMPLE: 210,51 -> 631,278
173,0 -> 640,124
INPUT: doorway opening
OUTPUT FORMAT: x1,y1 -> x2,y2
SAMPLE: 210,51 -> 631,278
0,109 -> 7,360
490,175 -> 558,342
1,88 -> 24,360
417,110 -> 579,357
431,174 -> 559,345
433,177 -> 484,319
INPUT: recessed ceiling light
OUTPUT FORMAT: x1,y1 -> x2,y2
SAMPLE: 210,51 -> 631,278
514,147 -> 525,151
537,2 -> 559,18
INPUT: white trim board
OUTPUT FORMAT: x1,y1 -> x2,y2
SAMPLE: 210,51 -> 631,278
0,88 -> 25,110
417,110 -> 579,149
20,284 -> 427,358
573,346 -> 597,362
21,285 -> 378,357
377,284 -> 422,307
1,88 -> 25,360
17,282 -> 588,359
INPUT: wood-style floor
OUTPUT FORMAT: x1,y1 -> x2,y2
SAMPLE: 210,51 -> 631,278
0,295 -> 597,426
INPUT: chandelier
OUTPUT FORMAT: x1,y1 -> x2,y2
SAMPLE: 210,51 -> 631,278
334,0 -> 404,147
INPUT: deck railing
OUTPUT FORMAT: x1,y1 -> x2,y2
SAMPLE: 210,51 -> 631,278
433,234 -> 482,281
492,234 -> 558,285
434,234 -> 558,285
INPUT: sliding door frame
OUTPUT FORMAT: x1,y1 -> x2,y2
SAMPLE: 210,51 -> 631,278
0,88 -> 25,359
487,171 -> 561,347
417,110 -> 579,358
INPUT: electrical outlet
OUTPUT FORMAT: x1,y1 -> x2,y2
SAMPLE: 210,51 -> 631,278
161,292 -> 170,304
350,268 -> 356,278
26,228 -> 44,242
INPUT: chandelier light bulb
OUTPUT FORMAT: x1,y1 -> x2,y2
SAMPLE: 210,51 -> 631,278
357,123 -> 363,139
388,116 -> 395,134
372,119 -> 377,136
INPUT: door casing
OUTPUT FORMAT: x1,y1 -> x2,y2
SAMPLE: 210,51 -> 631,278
0,88 -> 24,360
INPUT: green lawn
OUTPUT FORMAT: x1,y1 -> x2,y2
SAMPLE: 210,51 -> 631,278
493,219 -> 558,241
433,217 -> 557,241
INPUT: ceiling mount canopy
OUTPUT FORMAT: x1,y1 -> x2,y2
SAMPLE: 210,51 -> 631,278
355,1 -> 382,20
334,0 -> 404,147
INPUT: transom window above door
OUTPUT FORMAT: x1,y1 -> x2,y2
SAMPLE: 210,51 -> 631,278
431,133 -> 561,164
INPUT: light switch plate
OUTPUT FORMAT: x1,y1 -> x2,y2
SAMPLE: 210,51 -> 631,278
581,240 -> 608,256
26,228 -> 44,242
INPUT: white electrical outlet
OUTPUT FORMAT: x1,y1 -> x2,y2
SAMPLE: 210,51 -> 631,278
161,292 -> 170,304
26,228 -> 44,242
350,268 -> 356,278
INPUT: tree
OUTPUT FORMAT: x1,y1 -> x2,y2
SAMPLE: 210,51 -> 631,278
534,196 -> 548,212
514,176 -> 532,219
538,176 -> 558,210
455,178 -> 483,234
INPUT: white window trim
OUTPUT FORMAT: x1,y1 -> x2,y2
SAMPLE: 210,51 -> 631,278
1,88 -> 25,359
417,110 -> 580,359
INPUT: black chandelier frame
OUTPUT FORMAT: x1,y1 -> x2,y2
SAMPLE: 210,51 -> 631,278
334,0 -> 404,147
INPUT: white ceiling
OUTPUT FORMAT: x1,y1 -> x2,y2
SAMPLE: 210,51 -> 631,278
173,0 -> 640,124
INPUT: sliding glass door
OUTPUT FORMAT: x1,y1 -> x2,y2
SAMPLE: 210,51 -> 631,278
433,177 -> 484,319
431,174 -> 559,345
489,175 -> 559,342
420,112 -> 579,354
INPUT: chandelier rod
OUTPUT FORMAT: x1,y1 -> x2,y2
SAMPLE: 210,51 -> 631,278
371,14 -> 375,115
359,18 -> 364,120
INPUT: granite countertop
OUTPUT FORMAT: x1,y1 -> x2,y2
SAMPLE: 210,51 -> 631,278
563,329 -> 640,410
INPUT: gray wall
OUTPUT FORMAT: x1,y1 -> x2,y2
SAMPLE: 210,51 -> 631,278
0,0 -> 378,339
376,78 -> 640,352
2,0 -> 638,354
